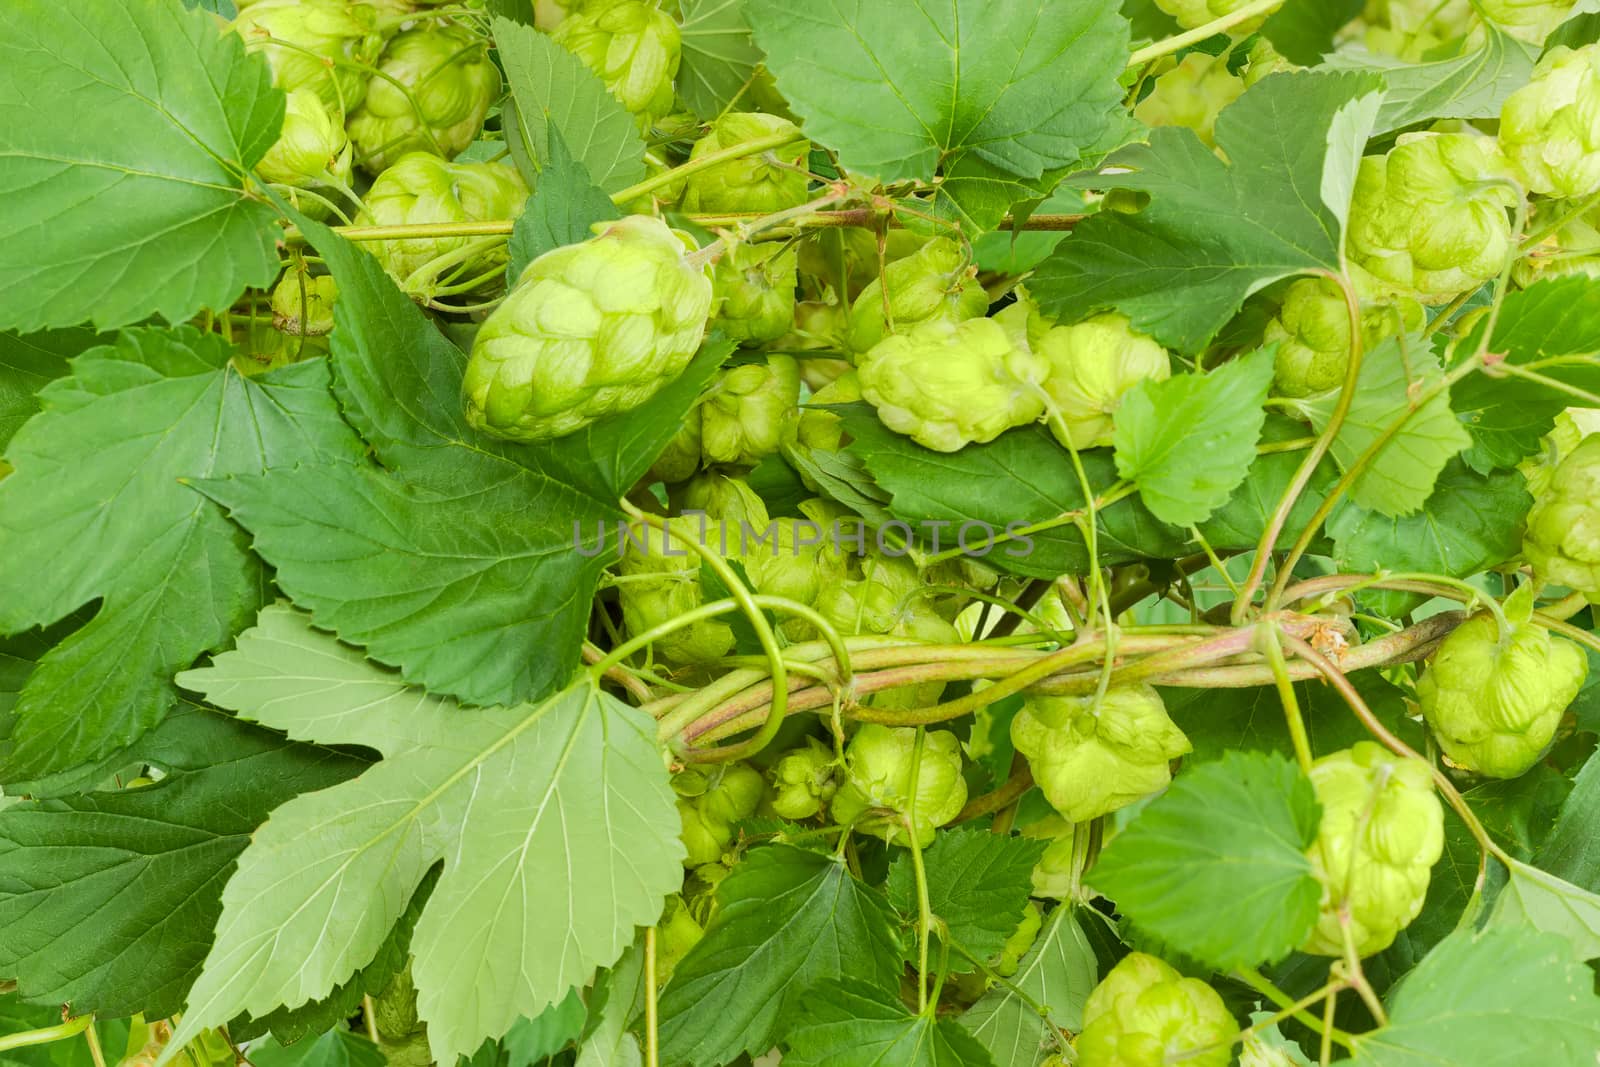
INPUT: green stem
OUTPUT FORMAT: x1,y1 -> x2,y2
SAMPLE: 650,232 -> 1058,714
1260,623 -> 1313,774
905,727 -> 933,1014
0,1017 -> 93,1054
1127,0 -> 1283,67
1235,968 -> 1354,1050
644,926 -> 660,1067
610,130 -> 800,206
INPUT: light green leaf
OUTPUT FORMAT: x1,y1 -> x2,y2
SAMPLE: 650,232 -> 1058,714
199,218 -> 723,707
0,0 -> 283,331
784,979 -> 997,1067
1324,23 -> 1538,136
1328,460 -> 1531,616
747,0 -> 1128,230
244,1030 -> 385,1067
1348,926 -> 1600,1064
0,329 -> 363,782
494,17 -> 646,194
1301,336 -> 1471,516
506,126 -> 620,285
1489,859 -> 1600,962
574,944 -> 645,1067
658,844 -> 903,1066
166,605 -> 684,1066
1089,751 -> 1322,971
959,908 -> 1096,1066
677,0 -> 765,121
1031,72 -> 1383,354
0,707 -> 365,1019
886,827 -> 1047,969
1114,348 -> 1276,527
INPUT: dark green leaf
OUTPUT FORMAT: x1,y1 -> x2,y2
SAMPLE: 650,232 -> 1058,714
0,330 -> 98,454
0,995 -> 129,1067
1537,752 -> 1600,895
1090,751 -> 1322,971
244,1030 -> 385,1067
1260,0 -> 1364,64
659,844 -> 903,1066
505,126 -> 619,284
784,979 -> 996,1067
1195,416 -> 1338,552
677,0 -> 765,121
959,907 -> 1097,1065
886,828 -> 1047,969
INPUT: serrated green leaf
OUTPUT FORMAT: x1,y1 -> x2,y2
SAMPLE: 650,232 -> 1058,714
500,989 -> 587,1066
574,942 -> 645,1067
747,0 -> 1128,230
166,605 -> 684,1066
0,0 -> 283,331
244,1030 -> 385,1067
1449,277 -> 1600,471
506,126 -> 620,284
886,828 -> 1047,969
1328,460 -> 1531,616
494,17 -> 646,194
0,708 -> 365,1019
1301,336 -> 1471,517
958,907 -> 1096,1066
1031,72 -> 1382,354
0,328 -> 363,782
1489,859 -> 1600,962
784,978 -> 997,1067
1537,751 -> 1600,892
839,408 -> 1189,580
1194,417 -> 1339,552
1089,751 -> 1322,971
1348,926 -> 1600,1064
198,217 -> 723,707
1114,348 -> 1275,527
658,844 -> 903,1066
1260,0 -> 1364,64
1324,23 -> 1538,136
0,330 -> 97,455
677,0 -> 765,121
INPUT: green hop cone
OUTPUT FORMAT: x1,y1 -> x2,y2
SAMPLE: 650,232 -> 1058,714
463,216 -> 714,442
1021,816 -> 1077,900
1242,38 -> 1298,87
353,152 -> 527,294
1499,44 -> 1600,200
1265,277 -> 1423,397
830,724 -> 968,847
232,0 -> 383,112
674,762 -> 765,866
647,418 -> 703,484
1077,952 -> 1239,1067
553,1 -> 680,123
700,356 -> 801,467
1516,410 -> 1585,500
1302,742 -> 1444,957
798,228 -> 924,303
1133,53 -> 1243,148
816,557 -> 963,709
347,24 -> 501,174
766,737 -> 837,820
845,237 -> 988,355
1347,132 -> 1517,304
1154,0 -> 1280,30
655,894 -> 704,986
857,308 -> 1050,453
615,516 -> 733,665
270,272 -> 338,337
681,112 -> 811,215
795,370 -> 861,453
1524,432 -> 1600,596
1011,686 -> 1191,824
1361,0 -> 1477,61
257,88 -> 353,193
711,241 -> 799,346
1516,203 -> 1600,286
1416,603 -> 1587,778
1477,0 -> 1578,42
996,901 -> 1043,978
1036,312 -> 1171,449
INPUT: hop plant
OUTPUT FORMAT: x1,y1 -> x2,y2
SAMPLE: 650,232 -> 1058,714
1264,277 -> 1422,397
829,724 -> 969,847
1077,952 -> 1239,1067
347,24 -> 501,174
711,241 -> 799,347
1499,44 -> 1600,200
1417,594 -> 1588,778
1133,52 -> 1244,148
1302,742 -> 1444,957
700,356 -> 801,467
353,152 -> 528,293
1359,0 -> 1477,61
655,894 -> 705,985
257,88 -> 353,196
270,271 -> 338,337
1477,0 -> 1578,42
1036,312 -> 1171,449
647,418 -> 703,484
674,762 -> 765,866
844,237 -> 988,354
1242,38 -> 1298,86
552,1 -> 681,122
1516,204 -> 1600,286
1346,132 -> 1517,304
1011,686 -> 1192,823
1154,0 -> 1280,29
232,0 -> 384,113
681,112 -> 811,215
766,737 -> 837,820
857,307 -> 1050,453
463,216 -> 714,442
792,370 -> 861,457
1524,432 -> 1600,597
232,318 -> 329,377
996,901 -> 1043,977
1021,816 -> 1077,900
615,516 -> 733,665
